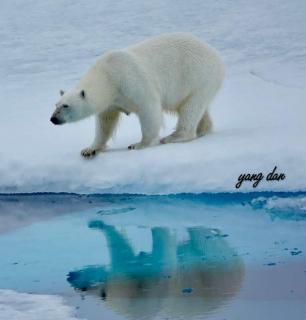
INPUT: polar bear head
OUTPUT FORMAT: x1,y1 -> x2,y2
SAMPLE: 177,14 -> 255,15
50,89 -> 93,125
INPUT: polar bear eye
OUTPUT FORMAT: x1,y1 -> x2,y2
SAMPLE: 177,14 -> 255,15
62,104 -> 69,108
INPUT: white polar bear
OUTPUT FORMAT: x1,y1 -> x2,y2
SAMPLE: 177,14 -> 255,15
50,33 -> 225,158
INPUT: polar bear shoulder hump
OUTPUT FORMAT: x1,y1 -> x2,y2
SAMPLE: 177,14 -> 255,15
103,50 -> 134,67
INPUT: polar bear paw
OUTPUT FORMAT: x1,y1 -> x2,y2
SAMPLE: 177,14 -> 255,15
128,138 -> 159,150
128,142 -> 145,150
160,131 -> 196,144
81,147 -> 100,159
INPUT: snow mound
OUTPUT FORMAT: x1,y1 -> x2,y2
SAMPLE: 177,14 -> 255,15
0,289 -> 82,320
250,196 -> 306,219
251,196 -> 306,212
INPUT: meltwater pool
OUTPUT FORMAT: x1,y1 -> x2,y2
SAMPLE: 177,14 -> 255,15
0,193 -> 305,320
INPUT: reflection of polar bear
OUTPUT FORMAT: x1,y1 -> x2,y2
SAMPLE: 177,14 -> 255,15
50,33 -> 225,158
67,221 -> 244,319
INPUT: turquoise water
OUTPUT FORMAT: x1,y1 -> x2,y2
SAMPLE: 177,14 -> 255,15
0,193 -> 306,319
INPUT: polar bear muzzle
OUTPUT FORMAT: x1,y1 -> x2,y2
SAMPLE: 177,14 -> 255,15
50,107 -> 66,124
50,115 -> 64,125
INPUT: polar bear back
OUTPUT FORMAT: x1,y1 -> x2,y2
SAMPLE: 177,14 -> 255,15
124,33 -> 225,110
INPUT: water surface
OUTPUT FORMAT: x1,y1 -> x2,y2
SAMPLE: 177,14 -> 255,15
0,192 -> 305,320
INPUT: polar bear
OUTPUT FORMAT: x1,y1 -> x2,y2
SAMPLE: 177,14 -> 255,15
50,33 -> 225,158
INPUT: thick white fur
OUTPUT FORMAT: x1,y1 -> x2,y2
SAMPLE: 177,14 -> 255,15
53,33 -> 225,158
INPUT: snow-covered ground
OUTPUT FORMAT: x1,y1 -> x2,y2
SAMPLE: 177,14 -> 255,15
0,289 -> 81,320
1,0 -> 306,193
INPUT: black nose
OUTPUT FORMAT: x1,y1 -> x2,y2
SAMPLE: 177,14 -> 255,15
50,116 -> 61,125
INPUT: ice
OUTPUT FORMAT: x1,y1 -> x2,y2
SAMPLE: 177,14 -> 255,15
0,289 -> 82,320
0,0 -> 305,193
250,195 -> 306,219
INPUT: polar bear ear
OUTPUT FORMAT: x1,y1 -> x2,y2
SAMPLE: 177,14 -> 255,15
80,90 -> 86,99
60,90 -> 65,96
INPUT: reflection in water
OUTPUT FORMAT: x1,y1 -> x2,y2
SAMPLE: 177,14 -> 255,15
68,220 -> 244,319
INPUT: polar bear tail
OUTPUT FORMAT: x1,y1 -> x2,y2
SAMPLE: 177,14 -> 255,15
197,110 -> 213,137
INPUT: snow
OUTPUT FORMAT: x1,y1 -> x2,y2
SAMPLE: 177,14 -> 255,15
0,289 -> 82,320
251,195 -> 306,215
0,0 -> 306,194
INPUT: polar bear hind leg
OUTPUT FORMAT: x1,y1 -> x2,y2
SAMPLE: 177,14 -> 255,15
160,92 -> 208,144
160,82 -> 218,145
197,110 -> 212,137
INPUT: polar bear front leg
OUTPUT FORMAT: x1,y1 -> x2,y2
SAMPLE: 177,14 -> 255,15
81,111 -> 120,158
128,105 -> 162,150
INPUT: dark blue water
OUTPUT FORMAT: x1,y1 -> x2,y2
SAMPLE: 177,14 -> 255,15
0,192 -> 306,320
